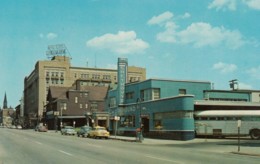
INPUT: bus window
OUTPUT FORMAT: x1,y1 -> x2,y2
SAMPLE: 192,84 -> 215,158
218,117 -> 224,120
209,117 -> 216,120
201,117 -> 208,120
227,117 -> 235,120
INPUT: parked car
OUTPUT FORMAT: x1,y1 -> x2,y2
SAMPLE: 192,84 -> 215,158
77,126 -> 92,137
16,125 -> 22,129
35,125 -> 48,132
61,126 -> 76,135
88,126 -> 110,139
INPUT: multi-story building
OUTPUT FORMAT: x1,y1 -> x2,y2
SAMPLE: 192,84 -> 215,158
106,58 -> 260,140
23,55 -> 146,127
46,83 -> 109,130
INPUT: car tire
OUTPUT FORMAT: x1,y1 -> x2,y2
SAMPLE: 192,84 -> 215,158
250,129 -> 260,140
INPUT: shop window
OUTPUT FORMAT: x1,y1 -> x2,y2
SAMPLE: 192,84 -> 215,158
119,116 -> 135,127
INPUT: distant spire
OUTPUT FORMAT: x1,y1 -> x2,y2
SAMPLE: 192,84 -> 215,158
3,92 -> 7,109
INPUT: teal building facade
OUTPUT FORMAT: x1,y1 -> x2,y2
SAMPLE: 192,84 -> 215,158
106,78 -> 212,140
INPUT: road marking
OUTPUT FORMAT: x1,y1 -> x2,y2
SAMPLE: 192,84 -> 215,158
33,141 -> 43,145
59,150 -> 73,156
86,143 -> 102,148
145,154 -> 182,164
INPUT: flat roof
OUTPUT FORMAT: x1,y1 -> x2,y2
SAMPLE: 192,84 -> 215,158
195,100 -> 260,107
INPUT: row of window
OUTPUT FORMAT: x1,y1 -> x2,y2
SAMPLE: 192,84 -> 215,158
46,71 -> 64,78
75,73 -> 116,81
46,79 -> 64,85
195,116 -> 260,121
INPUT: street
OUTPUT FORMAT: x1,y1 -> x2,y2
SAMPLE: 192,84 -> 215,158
0,128 -> 259,164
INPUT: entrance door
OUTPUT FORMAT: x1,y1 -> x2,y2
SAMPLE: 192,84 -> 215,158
142,117 -> 149,133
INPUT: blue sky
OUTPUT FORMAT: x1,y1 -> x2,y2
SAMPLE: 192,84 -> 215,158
0,0 -> 259,107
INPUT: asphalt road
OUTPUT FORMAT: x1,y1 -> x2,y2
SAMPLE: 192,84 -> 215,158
0,128 -> 259,164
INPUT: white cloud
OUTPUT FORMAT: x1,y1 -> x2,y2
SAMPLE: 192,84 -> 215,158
155,20 -> 244,48
47,33 -> 58,40
39,32 -> 58,40
86,31 -> 149,55
213,62 -> 237,73
243,0 -> 260,10
179,22 -> 244,48
246,66 -> 260,79
208,0 -> 237,11
181,12 -> 191,19
157,21 -> 179,43
239,82 -> 253,89
147,11 -> 173,25
208,0 -> 260,11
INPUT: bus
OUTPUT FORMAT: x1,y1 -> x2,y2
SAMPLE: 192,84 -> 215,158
194,110 -> 260,140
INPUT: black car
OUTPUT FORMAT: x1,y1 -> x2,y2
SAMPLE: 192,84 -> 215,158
77,126 -> 92,137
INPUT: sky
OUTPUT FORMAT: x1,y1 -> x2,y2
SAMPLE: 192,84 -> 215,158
0,0 -> 259,108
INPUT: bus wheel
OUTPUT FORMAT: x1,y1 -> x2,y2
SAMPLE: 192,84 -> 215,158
250,129 -> 260,140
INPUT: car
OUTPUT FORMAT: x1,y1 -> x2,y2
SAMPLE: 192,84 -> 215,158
61,126 -> 76,135
16,125 -> 22,129
77,126 -> 92,137
88,126 -> 110,139
35,125 -> 48,132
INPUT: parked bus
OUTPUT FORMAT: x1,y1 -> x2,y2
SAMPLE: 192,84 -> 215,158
194,110 -> 260,140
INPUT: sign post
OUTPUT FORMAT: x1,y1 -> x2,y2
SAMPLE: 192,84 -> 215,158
237,120 -> 241,152
114,116 -> 120,138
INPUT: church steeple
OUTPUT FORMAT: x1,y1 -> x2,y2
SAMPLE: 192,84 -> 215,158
3,92 -> 7,109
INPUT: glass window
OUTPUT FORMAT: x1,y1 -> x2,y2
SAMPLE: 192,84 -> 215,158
119,116 -> 135,127
109,97 -> 116,108
179,89 -> 186,95
75,97 -> 78,103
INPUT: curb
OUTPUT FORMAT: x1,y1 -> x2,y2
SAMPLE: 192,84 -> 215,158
109,137 -> 138,142
231,151 -> 260,157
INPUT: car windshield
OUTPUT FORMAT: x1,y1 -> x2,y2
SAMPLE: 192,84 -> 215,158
96,127 -> 105,130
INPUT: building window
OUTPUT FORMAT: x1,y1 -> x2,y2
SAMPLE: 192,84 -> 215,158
119,116 -> 135,127
179,89 -> 186,95
141,88 -> 160,101
126,92 -> 134,99
60,79 -> 64,84
90,102 -> 98,110
109,97 -> 116,108
46,71 -> 50,77
103,75 -> 111,80
80,104 -> 83,108
75,97 -> 78,103
92,74 -> 100,79
152,88 -> 160,100
74,73 -> 77,78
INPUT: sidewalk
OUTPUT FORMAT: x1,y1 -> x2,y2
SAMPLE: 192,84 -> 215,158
109,135 -> 260,157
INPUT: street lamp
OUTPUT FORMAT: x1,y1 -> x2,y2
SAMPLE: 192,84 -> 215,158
136,98 -> 144,142
85,103 -> 91,126
60,102 -> 67,128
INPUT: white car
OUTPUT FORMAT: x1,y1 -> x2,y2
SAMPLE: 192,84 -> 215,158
61,126 -> 76,135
